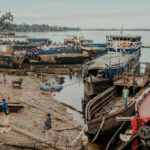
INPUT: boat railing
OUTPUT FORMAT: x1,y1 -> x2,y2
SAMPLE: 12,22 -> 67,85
113,72 -> 149,87
85,86 -> 116,121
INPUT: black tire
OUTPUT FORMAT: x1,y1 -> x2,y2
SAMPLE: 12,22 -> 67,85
138,125 -> 150,140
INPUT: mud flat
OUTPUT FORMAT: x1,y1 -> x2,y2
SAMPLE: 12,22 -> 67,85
0,74 -> 83,150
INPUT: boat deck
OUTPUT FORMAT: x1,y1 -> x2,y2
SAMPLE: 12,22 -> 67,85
88,53 -> 132,70
95,96 -> 134,118
114,74 -> 149,87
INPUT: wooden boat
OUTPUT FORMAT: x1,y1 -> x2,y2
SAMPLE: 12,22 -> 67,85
85,74 -> 149,135
115,87 -> 150,150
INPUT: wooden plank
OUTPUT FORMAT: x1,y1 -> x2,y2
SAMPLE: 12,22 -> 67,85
0,123 -> 62,150
116,117 -> 132,121
0,103 -> 23,112
14,98 -> 82,131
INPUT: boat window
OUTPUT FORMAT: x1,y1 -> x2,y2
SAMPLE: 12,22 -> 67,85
131,38 -> 136,42
109,37 -> 112,41
117,49 -> 121,52
125,49 -> 130,54
109,48 -> 116,52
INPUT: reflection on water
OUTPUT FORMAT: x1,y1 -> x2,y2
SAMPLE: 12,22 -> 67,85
53,73 -> 85,125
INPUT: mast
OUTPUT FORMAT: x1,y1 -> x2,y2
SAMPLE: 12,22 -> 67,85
120,24 -> 123,35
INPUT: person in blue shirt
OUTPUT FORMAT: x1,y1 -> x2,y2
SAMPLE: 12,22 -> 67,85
2,99 -> 8,115
122,87 -> 129,108
2,99 -> 9,126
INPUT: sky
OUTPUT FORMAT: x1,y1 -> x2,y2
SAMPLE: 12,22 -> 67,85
0,0 -> 150,28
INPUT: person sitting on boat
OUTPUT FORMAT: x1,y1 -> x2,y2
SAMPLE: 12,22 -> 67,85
122,86 -> 129,108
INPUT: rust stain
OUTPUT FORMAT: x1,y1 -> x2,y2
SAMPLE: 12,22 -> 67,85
0,45 -> 12,56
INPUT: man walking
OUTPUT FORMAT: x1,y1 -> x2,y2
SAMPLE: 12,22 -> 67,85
44,113 -> 52,140
3,73 -> 6,84
122,86 -> 129,108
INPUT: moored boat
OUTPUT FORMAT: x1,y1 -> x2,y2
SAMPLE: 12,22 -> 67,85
116,87 -> 150,150
83,34 -> 142,101
81,43 -> 107,58
85,73 -> 149,136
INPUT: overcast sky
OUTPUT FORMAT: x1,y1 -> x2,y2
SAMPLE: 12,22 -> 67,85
0,0 -> 150,28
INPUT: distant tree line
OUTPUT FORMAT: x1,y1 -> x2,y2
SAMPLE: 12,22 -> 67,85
0,12 -> 80,32
1,12 -> 150,32
7,24 -> 81,32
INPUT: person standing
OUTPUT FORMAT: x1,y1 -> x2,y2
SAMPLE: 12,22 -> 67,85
2,99 -> 9,126
122,87 -> 129,108
3,73 -> 6,84
44,113 -> 52,140
133,77 -> 137,97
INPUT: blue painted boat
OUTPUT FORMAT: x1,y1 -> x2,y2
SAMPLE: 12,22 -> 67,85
40,82 -> 63,91
37,49 -> 82,55
27,38 -> 52,46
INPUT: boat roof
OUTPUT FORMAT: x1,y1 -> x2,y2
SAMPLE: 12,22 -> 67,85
28,38 -> 50,42
88,53 -> 132,70
85,43 -> 106,45
81,47 -> 106,51
106,34 -> 142,39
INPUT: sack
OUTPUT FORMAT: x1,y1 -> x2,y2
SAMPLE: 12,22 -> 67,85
5,107 -> 10,115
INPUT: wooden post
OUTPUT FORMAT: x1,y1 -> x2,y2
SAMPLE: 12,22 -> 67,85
116,117 -> 132,121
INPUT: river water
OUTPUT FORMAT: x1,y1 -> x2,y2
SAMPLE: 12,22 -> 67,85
18,31 -> 150,149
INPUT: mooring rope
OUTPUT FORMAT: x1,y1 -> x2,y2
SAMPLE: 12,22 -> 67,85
63,80 -> 81,88
105,121 -> 126,150
92,117 -> 105,143
71,125 -> 87,146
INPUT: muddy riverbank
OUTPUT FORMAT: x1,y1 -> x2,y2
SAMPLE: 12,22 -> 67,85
0,74 -> 83,150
